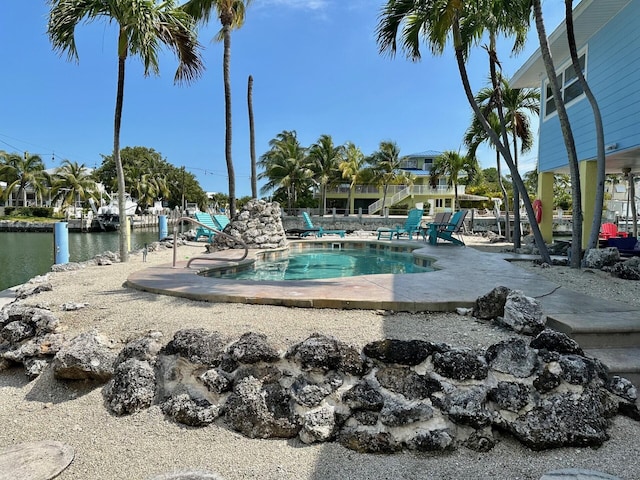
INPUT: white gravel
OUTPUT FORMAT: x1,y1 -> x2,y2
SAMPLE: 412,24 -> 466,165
1,239 -> 639,480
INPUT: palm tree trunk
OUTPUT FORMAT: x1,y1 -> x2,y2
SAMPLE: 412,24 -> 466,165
512,126 -> 521,248
533,0 -> 582,267
497,152 -> 511,242
451,23 -> 551,264
564,0 -> 605,250
114,32 -> 129,263
223,25 -> 236,218
248,75 -> 257,199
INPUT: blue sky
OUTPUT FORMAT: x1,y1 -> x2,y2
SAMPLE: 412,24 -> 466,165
0,1 -> 567,197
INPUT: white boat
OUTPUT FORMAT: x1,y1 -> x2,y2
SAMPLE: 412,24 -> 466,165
90,193 -> 138,231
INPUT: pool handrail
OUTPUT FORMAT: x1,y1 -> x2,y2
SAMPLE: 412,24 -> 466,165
172,216 -> 248,268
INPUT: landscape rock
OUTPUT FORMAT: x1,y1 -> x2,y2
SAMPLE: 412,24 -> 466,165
432,347 -> 489,380
285,333 -> 365,375
226,332 -> 280,364
52,332 -> 117,381
486,338 -> 539,378
299,406 -> 337,444
104,358 -> 156,415
530,329 -> 584,356
212,200 -> 286,250
472,286 -> 511,320
362,339 -> 434,365
162,393 -> 221,426
162,329 -> 226,367
224,376 -> 299,439
499,290 -> 545,335
583,247 -> 620,269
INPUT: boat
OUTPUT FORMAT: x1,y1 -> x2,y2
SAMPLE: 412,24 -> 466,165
89,193 -> 138,231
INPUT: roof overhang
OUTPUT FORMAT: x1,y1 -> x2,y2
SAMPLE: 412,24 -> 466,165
458,193 -> 489,202
510,0 -> 632,88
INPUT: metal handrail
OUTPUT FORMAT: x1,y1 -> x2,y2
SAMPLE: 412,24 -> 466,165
171,216 -> 248,268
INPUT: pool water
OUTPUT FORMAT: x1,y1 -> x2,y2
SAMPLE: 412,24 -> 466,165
214,248 -> 433,281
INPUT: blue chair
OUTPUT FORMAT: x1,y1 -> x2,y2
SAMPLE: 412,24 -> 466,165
212,214 -> 230,230
194,212 -> 220,242
301,212 -> 346,237
377,208 -> 424,240
426,209 -> 468,246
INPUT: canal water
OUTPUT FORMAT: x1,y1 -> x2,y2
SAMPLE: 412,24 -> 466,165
0,229 -> 161,292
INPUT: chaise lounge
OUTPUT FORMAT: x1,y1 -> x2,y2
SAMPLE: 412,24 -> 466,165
376,208 -> 424,240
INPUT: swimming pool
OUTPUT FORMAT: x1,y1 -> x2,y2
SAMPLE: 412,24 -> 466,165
204,245 -> 435,281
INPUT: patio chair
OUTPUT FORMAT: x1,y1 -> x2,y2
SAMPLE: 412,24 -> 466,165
376,208 -> 424,240
301,211 -> 346,237
212,214 -> 230,231
426,209 -> 468,246
194,212 -> 219,242
420,212 -> 452,242
599,222 -> 628,240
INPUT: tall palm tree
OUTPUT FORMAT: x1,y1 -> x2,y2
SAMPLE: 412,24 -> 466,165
308,134 -> 345,216
376,0 -> 552,264
338,142 -> 365,216
366,141 -> 414,216
430,150 -> 479,212
182,0 -> 253,218
530,0 -> 582,266
0,152 -> 46,207
50,159 -> 97,210
501,78 -> 539,248
465,110 -> 511,241
48,0 -> 203,262
258,131 -> 313,212
469,77 -> 539,244
563,0 -> 606,249
248,74 -> 257,199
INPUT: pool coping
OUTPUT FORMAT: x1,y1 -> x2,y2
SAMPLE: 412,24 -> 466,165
126,238 -> 586,312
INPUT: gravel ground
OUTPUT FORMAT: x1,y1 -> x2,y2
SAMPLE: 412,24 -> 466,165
1,238 -> 639,480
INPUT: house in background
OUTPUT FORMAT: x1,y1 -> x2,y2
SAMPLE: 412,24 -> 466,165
511,0 -> 640,246
325,150 -> 487,215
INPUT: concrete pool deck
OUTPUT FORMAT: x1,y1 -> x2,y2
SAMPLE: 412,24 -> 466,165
126,238 -> 636,315
126,238 -> 640,383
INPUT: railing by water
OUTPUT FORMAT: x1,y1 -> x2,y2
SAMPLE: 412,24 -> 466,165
172,216 -> 248,268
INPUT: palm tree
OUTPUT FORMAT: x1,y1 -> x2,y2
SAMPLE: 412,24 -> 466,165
48,0 -> 203,262
468,77 -> 539,245
248,74 -> 257,199
465,111 -> 511,241
50,160 -> 98,210
338,142 -> 365,216
430,151 -> 479,212
258,131 -> 313,213
182,0 -> 253,219
501,78 -> 539,248
376,0 -> 552,264
308,134 -> 345,216
530,0 -> 582,266
0,152 -> 46,207
563,0 -> 605,249
366,141 -> 414,216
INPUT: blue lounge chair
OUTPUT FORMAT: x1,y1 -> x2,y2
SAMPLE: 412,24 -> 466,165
301,212 -> 346,237
426,209 -> 468,246
420,212 -> 451,241
212,214 -> 230,231
194,212 -> 220,242
377,208 -> 424,240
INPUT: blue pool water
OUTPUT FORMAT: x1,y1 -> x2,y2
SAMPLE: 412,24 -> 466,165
213,248 -> 433,281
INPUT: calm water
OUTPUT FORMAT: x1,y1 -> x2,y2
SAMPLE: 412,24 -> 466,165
212,248 -> 432,281
0,230 -> 160,291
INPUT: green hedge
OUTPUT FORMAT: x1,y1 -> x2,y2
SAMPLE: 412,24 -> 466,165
3,206 -> 54,218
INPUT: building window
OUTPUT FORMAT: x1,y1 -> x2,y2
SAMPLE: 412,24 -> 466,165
544,51 -> 586,118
